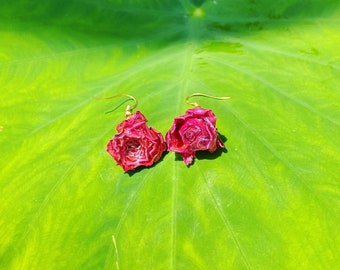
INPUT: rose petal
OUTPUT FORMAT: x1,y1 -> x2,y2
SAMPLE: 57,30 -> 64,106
181,152 -> 195,166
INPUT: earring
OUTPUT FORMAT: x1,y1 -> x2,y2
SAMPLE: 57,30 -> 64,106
97,94 -> 166,172
166,93 -> 230,166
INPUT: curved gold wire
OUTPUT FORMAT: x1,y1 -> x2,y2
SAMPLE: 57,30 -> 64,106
185,92 -> 230,107
94,94 -> 138,117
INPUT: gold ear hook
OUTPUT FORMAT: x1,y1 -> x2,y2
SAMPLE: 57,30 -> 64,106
94,94 -> 138,117
185,92 -> 230,107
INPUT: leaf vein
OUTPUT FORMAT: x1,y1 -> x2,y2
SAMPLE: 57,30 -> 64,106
197,164 -> 251,270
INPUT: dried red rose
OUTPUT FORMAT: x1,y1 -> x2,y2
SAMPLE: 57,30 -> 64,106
166,107 -> 224,165
107,111 -> 166,172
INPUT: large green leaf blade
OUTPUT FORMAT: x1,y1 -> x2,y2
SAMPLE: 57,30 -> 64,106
1,1 -> 339,269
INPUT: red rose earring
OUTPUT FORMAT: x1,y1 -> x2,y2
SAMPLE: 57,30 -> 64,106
166,93 -> 230,166
97,94 -> 166,172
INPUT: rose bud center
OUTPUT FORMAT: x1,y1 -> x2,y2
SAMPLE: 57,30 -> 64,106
125,139 -> 142,157
182,125 -> 201,142
180,120 -> 211,149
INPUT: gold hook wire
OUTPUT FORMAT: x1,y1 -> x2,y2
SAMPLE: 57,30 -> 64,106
94,94 -> 138,117
185,92 -> 230,107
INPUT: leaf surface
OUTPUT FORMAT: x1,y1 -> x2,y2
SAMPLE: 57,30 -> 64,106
0,1 -> 339,269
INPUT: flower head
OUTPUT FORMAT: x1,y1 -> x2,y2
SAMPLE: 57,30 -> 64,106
166,107 -> 224,165
107,111 -> 166,171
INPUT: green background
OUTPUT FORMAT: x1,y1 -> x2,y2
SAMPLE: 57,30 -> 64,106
0,0 -> 339,269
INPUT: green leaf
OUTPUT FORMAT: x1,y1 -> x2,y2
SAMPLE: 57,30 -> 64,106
1,0 -> 339,269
